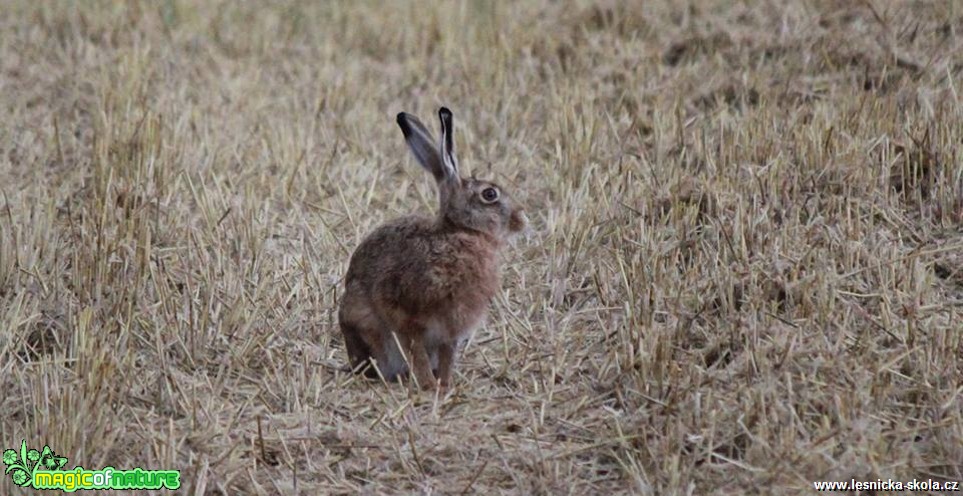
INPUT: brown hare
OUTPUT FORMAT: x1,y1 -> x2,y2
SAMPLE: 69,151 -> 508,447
338,107 -> 527,390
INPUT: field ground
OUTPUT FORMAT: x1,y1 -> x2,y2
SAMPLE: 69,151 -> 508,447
1,1 -> 962,494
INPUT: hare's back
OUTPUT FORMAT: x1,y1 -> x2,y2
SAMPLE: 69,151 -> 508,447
345,215 -> 437,283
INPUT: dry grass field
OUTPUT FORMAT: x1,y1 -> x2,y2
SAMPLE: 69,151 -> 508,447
1,0 -> 962,494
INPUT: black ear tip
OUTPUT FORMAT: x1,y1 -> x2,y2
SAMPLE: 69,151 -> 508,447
439,107 -> 452,119
396,112 -> 410,134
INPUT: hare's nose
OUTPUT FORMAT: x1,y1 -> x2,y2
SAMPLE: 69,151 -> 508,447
509,209 -> 529,234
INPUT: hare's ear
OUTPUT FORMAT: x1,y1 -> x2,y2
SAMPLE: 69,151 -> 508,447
438,107 -> 459,180
397,112 -> 446,181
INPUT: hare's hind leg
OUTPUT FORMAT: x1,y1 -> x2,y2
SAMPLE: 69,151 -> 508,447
340,297 -> 407,381
341,320 -> 410,381
399,331 -> 437,390
434,342 -> 456,389
340,321 -> 377,378
356,326 -> 412,382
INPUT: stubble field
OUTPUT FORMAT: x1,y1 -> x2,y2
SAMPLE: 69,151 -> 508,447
1,1 -> 962,494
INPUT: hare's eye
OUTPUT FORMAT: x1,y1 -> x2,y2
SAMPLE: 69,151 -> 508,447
481,187 -> 499,203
